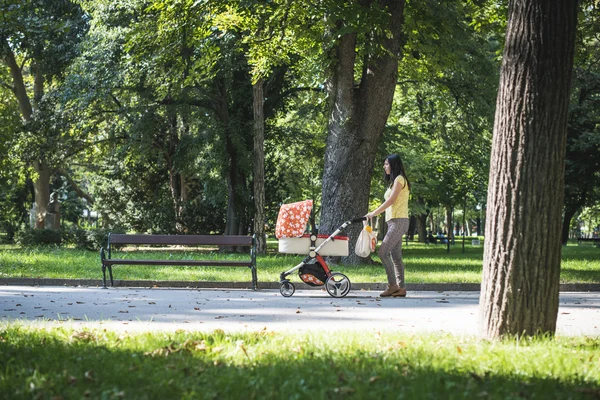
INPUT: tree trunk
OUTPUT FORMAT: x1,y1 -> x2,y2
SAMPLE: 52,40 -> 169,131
407,215 -> 416,240
253,78 -> 266,254
33,162 -> 51,229
445,205 -> 453,242
417,213 -> 428,243
320,0 -> 405,264
2,40 -> 33,119
480,0 -> 578,339
561,204 -> 579,245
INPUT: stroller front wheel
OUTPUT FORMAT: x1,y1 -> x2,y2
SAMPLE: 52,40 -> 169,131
325,272 -> 351,298
280,280 -> 295,297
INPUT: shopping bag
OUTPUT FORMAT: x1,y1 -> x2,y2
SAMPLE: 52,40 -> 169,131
355,218 -> 377,257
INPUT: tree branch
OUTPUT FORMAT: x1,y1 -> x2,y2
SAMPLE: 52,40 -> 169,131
56,167 -> 95,205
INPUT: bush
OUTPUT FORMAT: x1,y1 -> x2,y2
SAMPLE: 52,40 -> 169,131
15,227 -> 115,250
15,228 -> 62,246
61,227 -> 113,251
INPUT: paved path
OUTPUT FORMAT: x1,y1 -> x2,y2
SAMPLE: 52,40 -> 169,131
0,286 -> 598,336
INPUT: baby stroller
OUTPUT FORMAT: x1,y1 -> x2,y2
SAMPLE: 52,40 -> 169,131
276,200 -> 366,298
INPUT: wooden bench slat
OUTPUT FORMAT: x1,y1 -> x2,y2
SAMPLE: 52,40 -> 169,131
101,233 -> 257,289
109,234 -> 252,246
103,259 -> 252,267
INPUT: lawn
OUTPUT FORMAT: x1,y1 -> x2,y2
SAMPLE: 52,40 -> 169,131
0,325 -> 598,399
0,242 -> 598,284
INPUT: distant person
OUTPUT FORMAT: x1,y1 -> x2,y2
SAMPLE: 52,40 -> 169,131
366,154 -> 411,298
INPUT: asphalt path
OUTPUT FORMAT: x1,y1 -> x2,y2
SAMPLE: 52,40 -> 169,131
0,285 -> 598,336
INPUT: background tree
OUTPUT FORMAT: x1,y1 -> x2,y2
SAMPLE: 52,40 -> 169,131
562,3 -> 600,243
0,0 -> 88,229
317,0 -> 405,263
480,0 -> 579,338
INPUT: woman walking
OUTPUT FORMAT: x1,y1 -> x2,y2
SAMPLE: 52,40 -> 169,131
366,154 -> 411,297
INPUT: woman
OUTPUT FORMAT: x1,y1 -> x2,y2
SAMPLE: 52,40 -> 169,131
366,154 -> 411,297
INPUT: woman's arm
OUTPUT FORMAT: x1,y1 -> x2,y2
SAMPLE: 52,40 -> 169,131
366,177 -> 404,219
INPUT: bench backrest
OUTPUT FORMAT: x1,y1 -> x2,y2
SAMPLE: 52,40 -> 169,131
108,234 -> 253,247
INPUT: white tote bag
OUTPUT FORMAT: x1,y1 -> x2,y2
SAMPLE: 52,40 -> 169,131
355,218 -> 377,257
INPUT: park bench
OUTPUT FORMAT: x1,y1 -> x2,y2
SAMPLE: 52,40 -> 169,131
577,237 -> 600,247
100,233 -> 257,289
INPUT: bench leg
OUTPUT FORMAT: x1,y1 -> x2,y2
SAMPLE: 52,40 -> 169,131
108,266 -> 114,287
251,266 -> 258,290
102,264 -> 107,289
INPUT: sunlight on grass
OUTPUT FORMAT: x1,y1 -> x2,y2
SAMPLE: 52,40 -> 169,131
0,324 -> 598,399
0,244 -> 598,284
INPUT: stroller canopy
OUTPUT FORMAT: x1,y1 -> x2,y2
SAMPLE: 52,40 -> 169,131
275,200 -> 313,239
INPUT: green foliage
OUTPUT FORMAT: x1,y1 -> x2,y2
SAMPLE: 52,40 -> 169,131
0,0 -> 90,78
15,229 -> 62,246
61,227 -> 113,250
563,2 -> 600,220
377,0 -> 499,219
13,227 -> 113,249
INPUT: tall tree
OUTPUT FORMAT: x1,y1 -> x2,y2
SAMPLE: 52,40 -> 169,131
0,0 -> 88,228
319,0 -> 405,261
480,0 -> 578,338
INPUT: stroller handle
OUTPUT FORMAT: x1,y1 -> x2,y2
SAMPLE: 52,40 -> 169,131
350,216 -> 367,223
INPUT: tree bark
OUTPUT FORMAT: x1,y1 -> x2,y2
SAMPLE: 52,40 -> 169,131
320,0 -> 405,264
480,0 -> 578,339
253,78 -> 266,254
33,162 -> 51,229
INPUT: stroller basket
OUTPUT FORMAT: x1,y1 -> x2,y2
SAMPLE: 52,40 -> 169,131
278,234 -> 349,256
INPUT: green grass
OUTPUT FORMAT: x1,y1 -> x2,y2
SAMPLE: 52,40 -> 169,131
0,242 -> 599,284
0,325 -> 598,399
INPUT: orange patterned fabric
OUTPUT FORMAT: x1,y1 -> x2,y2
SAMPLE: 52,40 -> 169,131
275,200 -> 313,239
300,274 -> 324,286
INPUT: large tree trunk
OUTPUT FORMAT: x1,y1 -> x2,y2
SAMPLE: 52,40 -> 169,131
320,0 -> 405,264
480,0 -> 578,339
253,78 -> 266,254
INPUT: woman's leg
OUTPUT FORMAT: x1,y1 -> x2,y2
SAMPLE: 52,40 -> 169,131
378,218 -> 409,286
389,218 -> 409,288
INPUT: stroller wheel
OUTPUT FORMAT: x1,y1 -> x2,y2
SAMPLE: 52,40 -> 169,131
280,280 -> 295,297
325,272 -> 351,298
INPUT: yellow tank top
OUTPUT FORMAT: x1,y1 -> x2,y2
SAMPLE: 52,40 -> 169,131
384,175 -> 409,221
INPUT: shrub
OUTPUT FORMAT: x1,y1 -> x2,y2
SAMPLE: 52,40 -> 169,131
15,228 -> 62,246
61,227 -> 113,251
